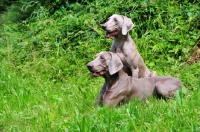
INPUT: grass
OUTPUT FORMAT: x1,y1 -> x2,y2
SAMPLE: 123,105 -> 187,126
0,0 -> 200,131
0,55 -> 199,131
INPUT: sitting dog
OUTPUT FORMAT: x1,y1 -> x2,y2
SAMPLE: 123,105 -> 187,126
102,14 -> 156,78
87,52 -> 182,107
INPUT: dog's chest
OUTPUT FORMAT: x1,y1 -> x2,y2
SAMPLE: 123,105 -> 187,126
115,47 -> 129,58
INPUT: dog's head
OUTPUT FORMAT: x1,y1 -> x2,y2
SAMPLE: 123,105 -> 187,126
101,14 -> 134,38
87,52 -> 123,77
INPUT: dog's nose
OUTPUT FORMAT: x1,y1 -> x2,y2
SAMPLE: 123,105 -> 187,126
101,24 -> 107,30
87,63 -> 93,70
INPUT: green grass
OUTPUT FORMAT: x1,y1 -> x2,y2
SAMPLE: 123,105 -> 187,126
0,0 -> 200,131
0,52 -> 200,131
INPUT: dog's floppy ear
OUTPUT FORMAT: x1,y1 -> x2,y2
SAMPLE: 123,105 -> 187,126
108,53 -> 123,75
122,16 -> 134,35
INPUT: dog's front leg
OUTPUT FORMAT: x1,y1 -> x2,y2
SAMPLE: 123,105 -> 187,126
103,87 -> 130,107
96,83 -> 107,106
147,71 -> 157,77
110,43 -> 116,52
132,67 -> 139,78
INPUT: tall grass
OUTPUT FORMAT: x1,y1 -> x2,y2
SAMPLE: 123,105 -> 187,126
0,0 -> 200,131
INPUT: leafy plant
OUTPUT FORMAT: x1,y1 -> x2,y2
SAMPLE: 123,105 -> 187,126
0,0 -> 200,131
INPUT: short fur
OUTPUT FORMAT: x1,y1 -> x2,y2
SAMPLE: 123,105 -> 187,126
102,14 -> 156,78
87,52 -> 182,107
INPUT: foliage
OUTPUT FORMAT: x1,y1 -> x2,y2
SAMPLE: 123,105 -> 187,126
0,0 -> 200,131
0,0 -> 18,13
0,0 -> 39,27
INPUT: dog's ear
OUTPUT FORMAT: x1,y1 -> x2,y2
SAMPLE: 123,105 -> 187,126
122,17 -> 134,35
108,53 -> 123,75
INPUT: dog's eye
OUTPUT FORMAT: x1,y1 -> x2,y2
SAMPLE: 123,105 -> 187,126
114,18 -> 118,22
100,56 -> 104,59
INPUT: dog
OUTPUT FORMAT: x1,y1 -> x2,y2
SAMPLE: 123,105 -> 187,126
102,14 -> 156,78
87,52 -> 182,107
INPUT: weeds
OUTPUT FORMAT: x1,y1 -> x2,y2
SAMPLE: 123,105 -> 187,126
0,0 -> 200,131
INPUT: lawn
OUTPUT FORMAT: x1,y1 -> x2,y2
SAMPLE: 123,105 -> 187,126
0,0 -> 200,131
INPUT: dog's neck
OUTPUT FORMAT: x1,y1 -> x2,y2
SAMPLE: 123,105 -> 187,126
103,72 -> 119,88
114,32 -> 130,44
103,69 -> 129,90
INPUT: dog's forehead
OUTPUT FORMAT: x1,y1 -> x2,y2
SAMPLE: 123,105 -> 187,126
110,14 -> 120,18
95,52 -> 111,58
109,14 -> 123,20
95,52 -> 104,58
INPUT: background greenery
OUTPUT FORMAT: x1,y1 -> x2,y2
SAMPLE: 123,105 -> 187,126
0,0 -> 199,131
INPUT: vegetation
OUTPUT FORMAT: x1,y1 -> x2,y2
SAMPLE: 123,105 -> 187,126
0,0 -> 199,131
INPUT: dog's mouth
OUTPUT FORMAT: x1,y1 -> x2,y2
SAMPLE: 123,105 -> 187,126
91,70 -> 106,77
105,30 -> 118,38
